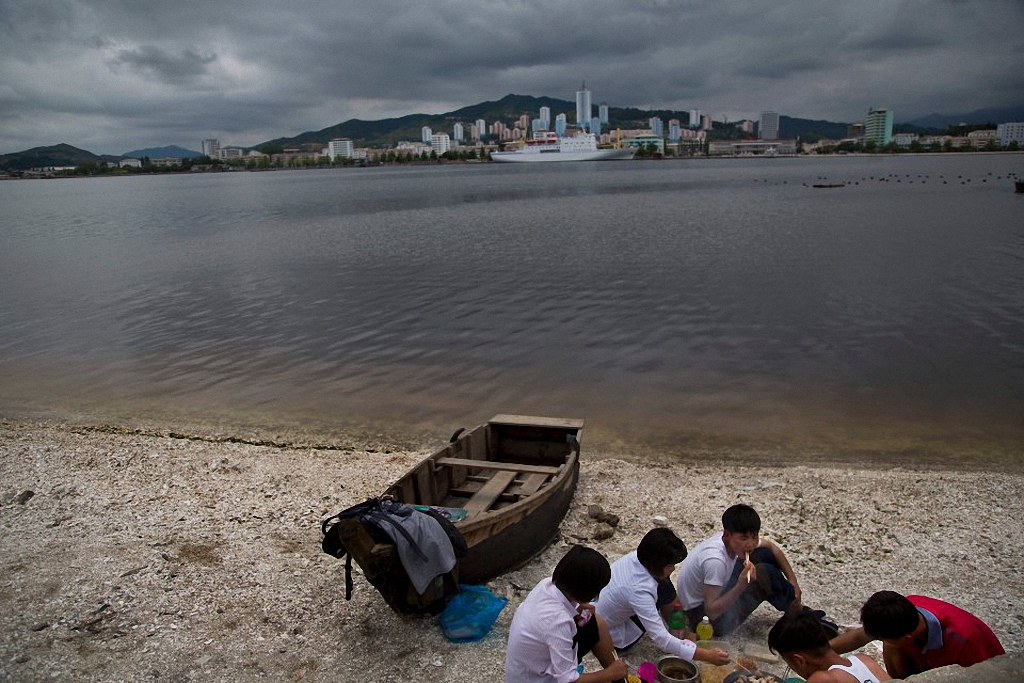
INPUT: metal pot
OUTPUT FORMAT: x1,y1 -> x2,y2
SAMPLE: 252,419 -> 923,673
656,655 -> 700,683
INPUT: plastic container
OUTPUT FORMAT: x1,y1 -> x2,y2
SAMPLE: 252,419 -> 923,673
695,616 -> 714,641
667,601 -> 688,631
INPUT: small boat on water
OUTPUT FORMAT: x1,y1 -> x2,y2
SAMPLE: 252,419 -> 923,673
491,132 -> 633,163
1015,179 -> 1024,193
323,414 -> 583,612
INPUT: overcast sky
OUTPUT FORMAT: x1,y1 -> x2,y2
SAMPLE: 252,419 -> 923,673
2,0 -> 1023,155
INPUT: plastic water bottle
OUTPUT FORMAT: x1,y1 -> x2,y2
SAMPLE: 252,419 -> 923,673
667,600 -> 687,631
696,615 -> 714,642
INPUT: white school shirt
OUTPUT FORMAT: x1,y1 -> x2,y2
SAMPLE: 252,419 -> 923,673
593,551 -> 697,662
676,532 -> 736,610
506,577 -> 582,683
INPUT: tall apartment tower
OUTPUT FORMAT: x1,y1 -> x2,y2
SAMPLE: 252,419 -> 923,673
539,106 -> 551,130
760,111 -> 780,140
576,82 -> 592,131
422,126 -> 433,144
668,119 -> 681,142
475,119 -> 486,138
328,139 -> 354,160
689,110 -> 701,129
555,113 -> 567,136
599,103 -> 609,125
864,108 -> 894,146
453,122 -> 464,142
649,117 -> 664,137
201,139 -> 220,158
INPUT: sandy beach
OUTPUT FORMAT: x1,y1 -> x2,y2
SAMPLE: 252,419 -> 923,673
1,419 -> 1021,682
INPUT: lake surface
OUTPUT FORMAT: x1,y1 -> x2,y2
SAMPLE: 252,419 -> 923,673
2,155 -> 1023,466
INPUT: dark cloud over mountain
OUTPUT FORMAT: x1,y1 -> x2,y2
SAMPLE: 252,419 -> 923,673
1,0 -> 1022,154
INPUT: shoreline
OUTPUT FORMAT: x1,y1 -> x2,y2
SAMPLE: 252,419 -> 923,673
1,418 -> 1021,681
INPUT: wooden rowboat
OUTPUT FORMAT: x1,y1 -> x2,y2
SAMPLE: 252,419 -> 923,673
326,414 -> 583,612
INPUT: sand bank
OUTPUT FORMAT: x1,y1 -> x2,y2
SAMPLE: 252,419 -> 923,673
1,421 -> 1020,681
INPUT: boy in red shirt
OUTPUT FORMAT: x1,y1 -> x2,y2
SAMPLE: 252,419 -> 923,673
831,591 -> 1004,678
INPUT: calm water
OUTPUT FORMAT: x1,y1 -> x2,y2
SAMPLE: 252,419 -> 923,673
2,156 -> 1023,466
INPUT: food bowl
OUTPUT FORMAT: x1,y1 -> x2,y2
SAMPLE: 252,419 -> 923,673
656,655 -> 700,683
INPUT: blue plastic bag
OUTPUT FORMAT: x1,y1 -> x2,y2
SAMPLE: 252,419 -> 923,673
439,584 -> 508,643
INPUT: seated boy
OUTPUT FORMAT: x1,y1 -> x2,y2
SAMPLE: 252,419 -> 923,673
675,504 -> 807,635
830,590 -> 1004,678
506,544 -> 629,683
768,608 -> 890,682
593,528 -> 729,666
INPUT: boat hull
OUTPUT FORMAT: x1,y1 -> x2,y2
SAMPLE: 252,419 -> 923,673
491,148 -> 634,163
325,415 -> 584,612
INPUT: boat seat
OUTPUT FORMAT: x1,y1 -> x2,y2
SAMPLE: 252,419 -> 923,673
462,470 -> 517,517
435,457 -> 560,476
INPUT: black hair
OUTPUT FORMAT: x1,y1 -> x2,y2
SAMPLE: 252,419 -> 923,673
768,608 -> 831,657
637,528 -> 687,574
861,591 -> 919,639
722,504 -> 761,535
551,545 -> 611,603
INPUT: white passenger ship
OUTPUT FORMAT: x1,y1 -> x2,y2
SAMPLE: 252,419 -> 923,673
490,132 -> 634,163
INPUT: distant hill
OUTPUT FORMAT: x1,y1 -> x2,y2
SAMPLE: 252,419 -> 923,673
258,94 -> 854,148
902,106 -> 1024,130
121,145 -> 201,159
0,143 -> 120,171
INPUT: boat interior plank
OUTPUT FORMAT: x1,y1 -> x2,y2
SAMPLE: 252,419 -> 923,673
515,472 -> 550,498
435,457 -> 560,475
463,470 -> 517,516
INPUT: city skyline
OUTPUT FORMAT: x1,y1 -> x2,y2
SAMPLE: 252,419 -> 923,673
2,0 -> 1023,155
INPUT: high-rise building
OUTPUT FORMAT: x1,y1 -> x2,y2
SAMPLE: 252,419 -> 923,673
847,122 -> 865,139
997,121 -> 1024,147
864,108 -> 894,146
759,111 -> 780,140
422,126 -> 433,144
328,138 -> 354,160
689,110 -> 701,129
649,117 -> 664,138
201,139 -> 220,158
431,133 -> 451,155
576,82 -> 592,131
590,117 -> 601,136
599,103 -> 609,125
701,114 -> 712,131
555,113 -> 567,137
476,119 -> 486,138
668,119 -> 681,142
539,106 -> 551,130
453,122 -> 464,142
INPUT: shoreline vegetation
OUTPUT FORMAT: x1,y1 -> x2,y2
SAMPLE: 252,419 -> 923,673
1,418 -> 1021,681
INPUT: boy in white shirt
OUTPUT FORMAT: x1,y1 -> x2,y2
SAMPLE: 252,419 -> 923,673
506,545 -> 629,683
676,504 -> 804,635
594,528 -> 730,666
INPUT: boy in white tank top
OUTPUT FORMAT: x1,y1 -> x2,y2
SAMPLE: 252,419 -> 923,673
767,609 -> 890,683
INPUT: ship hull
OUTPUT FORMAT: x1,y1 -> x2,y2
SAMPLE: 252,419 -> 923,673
491,148 -> 634,163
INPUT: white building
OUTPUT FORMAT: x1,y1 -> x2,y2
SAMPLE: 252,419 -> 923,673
218,147 -> 244,159
328,138 -> 354,160
421,126 -> 432,144
119,158 -> 142,168
453,123 -> 464,142
431,133 -> 451,155
760,111 -> 780,140
599,103 -> 608,125
892,133 -> 919,148
539,106 -> 550,129
689,109 -> 701,129
701,114 -> 712,131
997,122 -> 1024,147
201,139 -> 220,157
475,119 -> 486,138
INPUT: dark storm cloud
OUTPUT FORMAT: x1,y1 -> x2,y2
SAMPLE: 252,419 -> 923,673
109,46 -> 217,85
1,0 -> 1022,154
